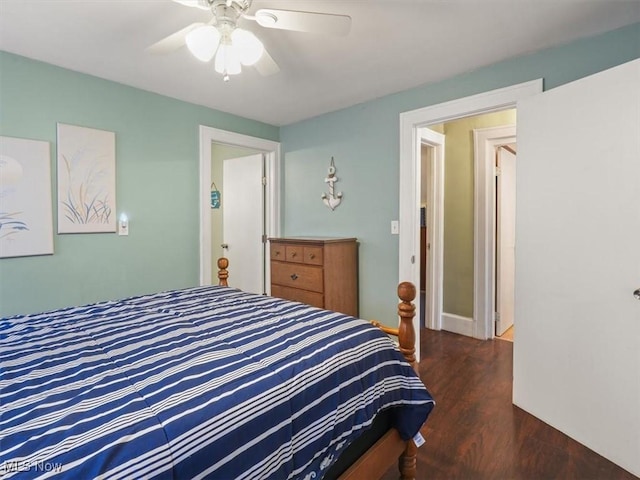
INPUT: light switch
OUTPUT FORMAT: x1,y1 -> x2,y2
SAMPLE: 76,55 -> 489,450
391,220 -> 399,234
118,214 -> 129,236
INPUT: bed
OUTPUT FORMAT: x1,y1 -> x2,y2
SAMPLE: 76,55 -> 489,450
1,258 -> 434,480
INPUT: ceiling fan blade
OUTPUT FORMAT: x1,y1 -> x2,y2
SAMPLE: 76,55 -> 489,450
171,0 -> 210,10
254,9 -> 351,36
147,22 -> 205,54
254,48 -> 280,76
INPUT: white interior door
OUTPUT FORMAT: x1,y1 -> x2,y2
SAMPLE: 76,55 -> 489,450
514,59 -> 640,476
495,145 -> 516,336
222,153 -> 264,294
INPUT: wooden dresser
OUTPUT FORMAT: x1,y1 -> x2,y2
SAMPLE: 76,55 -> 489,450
269,237 -> 358,317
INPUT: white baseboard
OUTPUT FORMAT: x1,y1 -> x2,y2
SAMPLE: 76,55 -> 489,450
441,312 -> 474,337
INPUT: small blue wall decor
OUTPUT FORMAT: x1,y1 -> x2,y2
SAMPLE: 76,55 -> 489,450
210,182 -> 220,209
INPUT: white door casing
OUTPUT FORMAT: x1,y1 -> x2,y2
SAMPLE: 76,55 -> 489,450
473,125 -> 517,339
399,80 -> 542,344
495,145 -> 516,336
222,154 -> 264,294
419,128 -> 445,333
514,59 -> 640,476
199,126 -> 280,287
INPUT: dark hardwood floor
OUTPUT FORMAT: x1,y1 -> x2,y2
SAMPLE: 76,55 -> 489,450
382,329 -> 638,480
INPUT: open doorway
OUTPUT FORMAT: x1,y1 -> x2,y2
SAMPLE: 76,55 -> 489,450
494,143 -> 516,340
418,112 -> 516,339
198,126 -> 281,289
418,129 -> 444,331
473,124 -> 517,340
419,144 -> 432,328
399,80 -> 542,347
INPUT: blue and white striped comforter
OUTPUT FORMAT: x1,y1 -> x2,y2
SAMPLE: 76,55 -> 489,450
1,286 -> 434,479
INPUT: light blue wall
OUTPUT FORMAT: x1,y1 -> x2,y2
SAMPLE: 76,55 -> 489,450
2,23 -> 638,320
0,52 -> 278,317
280,23 -> 640,324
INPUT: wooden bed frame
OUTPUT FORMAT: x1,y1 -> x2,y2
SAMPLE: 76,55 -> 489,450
216,258 -> 424,480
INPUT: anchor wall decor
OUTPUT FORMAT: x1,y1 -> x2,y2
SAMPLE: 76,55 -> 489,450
321,157 -> 343,210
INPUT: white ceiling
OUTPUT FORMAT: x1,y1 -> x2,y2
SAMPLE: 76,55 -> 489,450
1,0 -> 639,126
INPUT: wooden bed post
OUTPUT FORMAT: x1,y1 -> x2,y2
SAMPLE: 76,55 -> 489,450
217,257 -> 229,286
370,282 -> 417,371
344,282 -> 422,480
396,281 -> 418,480
397,282 -> 417,372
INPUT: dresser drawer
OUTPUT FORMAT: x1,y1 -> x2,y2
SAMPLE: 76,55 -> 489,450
271,285 -> 324,309
271,262 -> 323,293
285,245 -> 304,263
270,244 -> 285,261
303,246 -> 323,265
276,244 -> 323,265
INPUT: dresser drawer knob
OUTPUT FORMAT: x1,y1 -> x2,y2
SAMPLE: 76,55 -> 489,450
290,274 -> 298,281
309,253 -> 315,259
275,251 -> 280,256
291,252 -> 297,258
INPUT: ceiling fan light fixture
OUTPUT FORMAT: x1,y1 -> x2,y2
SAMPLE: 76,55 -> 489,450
186,25 -> 220,62
214,41 -> 242,76
231,28 -> 264,66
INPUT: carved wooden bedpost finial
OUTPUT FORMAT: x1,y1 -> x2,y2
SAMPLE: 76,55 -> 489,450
217,257 -> 229,287
397,281 -> 417,372
397,281 -> 418,480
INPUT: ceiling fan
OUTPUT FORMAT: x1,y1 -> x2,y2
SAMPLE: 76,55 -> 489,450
149,0 -> 352,81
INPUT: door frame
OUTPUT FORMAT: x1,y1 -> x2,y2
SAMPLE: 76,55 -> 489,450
418,128 -> 445,331
473,125 -> 517,338
399,80 -> 541,341
199,126 -> 281,286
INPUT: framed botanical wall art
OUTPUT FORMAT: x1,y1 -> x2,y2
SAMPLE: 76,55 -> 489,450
0,136 -> 54,258
57,123 -> 116,233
